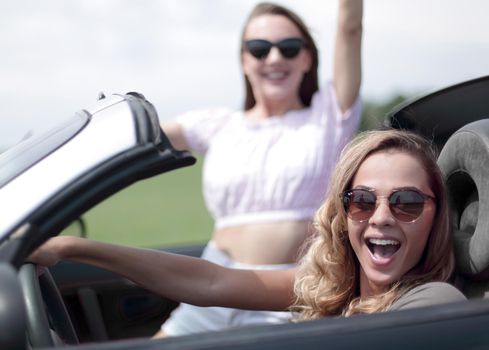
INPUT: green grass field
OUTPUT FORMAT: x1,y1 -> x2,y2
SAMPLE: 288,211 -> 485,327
82,157 -> 213,248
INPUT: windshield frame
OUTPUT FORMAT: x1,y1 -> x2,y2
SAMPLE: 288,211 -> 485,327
0,112 -> 90,189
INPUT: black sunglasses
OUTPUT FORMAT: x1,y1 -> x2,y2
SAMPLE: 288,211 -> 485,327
244,38 -> 306,60
341,188 -> 436,223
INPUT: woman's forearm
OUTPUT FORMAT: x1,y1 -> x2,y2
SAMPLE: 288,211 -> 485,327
338,0 -> 363,34
56,237 -> 224,305
36,236 -> 295,310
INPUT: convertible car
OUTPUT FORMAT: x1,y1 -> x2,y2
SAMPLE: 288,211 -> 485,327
1,76 -> 489,349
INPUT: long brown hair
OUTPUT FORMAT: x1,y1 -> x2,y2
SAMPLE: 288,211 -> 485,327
293,129 -> 454,320
240,2 -> 319,110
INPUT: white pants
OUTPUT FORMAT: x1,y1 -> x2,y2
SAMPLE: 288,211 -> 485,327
161,241 -> 294,335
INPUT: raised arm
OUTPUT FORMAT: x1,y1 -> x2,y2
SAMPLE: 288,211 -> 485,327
28,236 -> 296,311
333,0 -> 363,113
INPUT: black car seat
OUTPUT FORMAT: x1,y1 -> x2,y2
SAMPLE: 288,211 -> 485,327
438,119 -> 489,298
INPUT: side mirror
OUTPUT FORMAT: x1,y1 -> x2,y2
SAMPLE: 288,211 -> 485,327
0,263 -> 27,349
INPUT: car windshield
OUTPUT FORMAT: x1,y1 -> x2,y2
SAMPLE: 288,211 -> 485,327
0,112 -> 89,189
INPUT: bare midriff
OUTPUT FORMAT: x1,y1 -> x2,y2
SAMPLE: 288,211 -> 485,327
212,220 -> 313,265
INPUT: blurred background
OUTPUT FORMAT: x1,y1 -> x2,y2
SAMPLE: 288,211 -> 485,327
2,0 -> 488,246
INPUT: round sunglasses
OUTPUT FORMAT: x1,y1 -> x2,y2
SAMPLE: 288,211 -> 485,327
341,188 -> 436,223
244,37 -> 306,60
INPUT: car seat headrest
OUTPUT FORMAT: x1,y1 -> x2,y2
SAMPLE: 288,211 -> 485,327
438,119 -> 489,278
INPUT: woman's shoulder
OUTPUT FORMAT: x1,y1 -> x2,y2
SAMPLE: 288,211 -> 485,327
173,107 -> 239,154
389,282 -> 467,311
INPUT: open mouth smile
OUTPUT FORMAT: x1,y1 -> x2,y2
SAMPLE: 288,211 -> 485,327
366,238 -> 401,263
261,71 -> 289,81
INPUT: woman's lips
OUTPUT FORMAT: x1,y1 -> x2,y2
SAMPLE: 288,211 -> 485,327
366,238 -> 401,266
262,71 -> 289,81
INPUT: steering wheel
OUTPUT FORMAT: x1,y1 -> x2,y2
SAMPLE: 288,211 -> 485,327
19,263 -> 79,347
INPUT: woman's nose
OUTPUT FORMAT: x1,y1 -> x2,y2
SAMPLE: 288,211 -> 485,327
266,46 -> 283,62
368,198 -> 396,225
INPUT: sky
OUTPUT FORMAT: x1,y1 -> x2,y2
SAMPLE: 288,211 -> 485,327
1,0 -> 488,148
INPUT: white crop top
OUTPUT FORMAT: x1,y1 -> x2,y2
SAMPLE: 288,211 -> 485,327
176,82 -> 361,229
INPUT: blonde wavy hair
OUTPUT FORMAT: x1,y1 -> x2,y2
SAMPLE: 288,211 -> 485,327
293,129 -> 454,320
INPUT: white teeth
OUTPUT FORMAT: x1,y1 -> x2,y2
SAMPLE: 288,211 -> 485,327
265,72 -> 287,80
368,238 -> 399,246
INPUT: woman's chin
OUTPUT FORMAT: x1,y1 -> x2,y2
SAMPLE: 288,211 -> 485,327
362,269 -> 402,295
262,90 -> 300,107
